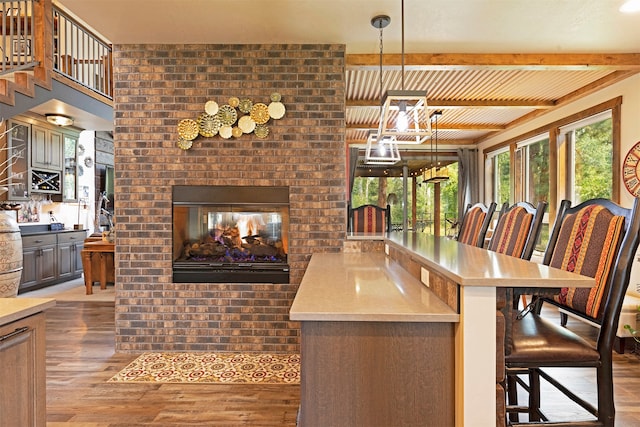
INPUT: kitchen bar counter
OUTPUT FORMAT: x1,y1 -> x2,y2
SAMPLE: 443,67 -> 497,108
291,252 -> 458,426
291,232 -> 595,427
385,232 -> 591,288
290,252 -> 458,322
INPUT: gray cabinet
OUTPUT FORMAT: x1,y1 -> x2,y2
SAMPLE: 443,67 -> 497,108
57,231 -> 85,281
21,234 -> 57,291
31,125 -> 63,170
19,231 -> 86,293
2,118 -> 79,201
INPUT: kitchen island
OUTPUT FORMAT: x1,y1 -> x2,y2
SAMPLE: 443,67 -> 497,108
290,232 -> 595,427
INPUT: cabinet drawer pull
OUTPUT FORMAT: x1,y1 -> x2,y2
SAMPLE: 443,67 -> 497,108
0,326 -> 29,342
34,240 -> 43,243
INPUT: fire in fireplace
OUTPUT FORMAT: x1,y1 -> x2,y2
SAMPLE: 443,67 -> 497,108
172,185 -> 290,283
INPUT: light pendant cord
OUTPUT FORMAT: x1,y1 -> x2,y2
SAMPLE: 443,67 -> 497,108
401,0 -> 405,91
379,22 -> 384,121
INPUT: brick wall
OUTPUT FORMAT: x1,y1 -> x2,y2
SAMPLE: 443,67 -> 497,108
112,44 -> 346,353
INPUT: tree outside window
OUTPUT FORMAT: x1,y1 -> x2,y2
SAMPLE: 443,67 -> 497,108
569,118 -> 613,203
495,151 -> 511,205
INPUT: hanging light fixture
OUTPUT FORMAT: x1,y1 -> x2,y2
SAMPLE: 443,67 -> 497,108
365,14 -> 401,165
423,110 -> 449,183
46,114 -> 74,127
365,130 -> 401,165
376,0 -> 431,145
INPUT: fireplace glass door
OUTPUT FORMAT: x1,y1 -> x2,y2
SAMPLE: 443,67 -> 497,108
172,186 -> 289,283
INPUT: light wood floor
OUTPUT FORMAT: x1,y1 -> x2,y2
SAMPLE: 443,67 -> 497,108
45,301 -> 300,426
45,301 -> 640,426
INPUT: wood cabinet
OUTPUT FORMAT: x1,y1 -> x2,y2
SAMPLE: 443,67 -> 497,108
57,231 -> 85,281
20,230 -> 87,293
0,310 -> 47,427
21,234 -> 57,291
31,125 -> 63,170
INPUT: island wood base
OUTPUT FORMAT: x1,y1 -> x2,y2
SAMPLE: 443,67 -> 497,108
297,320 -> 455,427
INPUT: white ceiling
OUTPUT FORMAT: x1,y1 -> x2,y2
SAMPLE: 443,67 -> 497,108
48,0 -> 640,165
56,0 -> 640,53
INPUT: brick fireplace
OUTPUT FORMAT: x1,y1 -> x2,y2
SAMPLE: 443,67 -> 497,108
112,44 -> 346,353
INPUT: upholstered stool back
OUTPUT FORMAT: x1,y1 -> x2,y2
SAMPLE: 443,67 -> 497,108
547,203 -> 626,321
349,204 -> 391,233
457,202 -> 497,247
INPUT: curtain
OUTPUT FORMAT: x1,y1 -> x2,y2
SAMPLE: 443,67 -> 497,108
348,147 -> 359,206
457,148 -> 479,223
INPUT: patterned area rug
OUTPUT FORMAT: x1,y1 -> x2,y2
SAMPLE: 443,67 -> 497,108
108,352 -> 300,384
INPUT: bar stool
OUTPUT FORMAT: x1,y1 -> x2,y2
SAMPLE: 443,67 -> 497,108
505,197 -> 640,426
457,202 -> 497,247
486,201 -> 547,427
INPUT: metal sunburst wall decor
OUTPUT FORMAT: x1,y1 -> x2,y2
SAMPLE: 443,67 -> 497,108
176,93 -> 286,150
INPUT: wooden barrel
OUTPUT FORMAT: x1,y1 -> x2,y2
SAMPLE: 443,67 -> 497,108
0,212 -> 23,297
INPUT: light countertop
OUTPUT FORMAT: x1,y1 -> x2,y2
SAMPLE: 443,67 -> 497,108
0,298 -> 56,325
289,252 -> 459,322
385,232 -> 595,289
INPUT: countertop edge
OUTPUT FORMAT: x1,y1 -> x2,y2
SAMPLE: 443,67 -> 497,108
0,298 -> 57,325
289,312 -> 460,322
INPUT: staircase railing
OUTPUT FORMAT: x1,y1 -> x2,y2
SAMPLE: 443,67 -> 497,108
53,5 -> 113,99
0,0 -> 38,75
0,0 -> 113,100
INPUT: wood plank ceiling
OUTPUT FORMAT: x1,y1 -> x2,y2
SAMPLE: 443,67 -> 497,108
346,53 -> 640,177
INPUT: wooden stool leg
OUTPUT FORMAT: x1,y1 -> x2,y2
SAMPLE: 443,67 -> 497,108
81,250 -> 93,295
520,295 -> 528,309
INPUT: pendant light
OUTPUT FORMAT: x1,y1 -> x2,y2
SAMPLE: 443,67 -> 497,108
365,14 -> 401,165
423,110 -> 449,183
377,0 -> 431,145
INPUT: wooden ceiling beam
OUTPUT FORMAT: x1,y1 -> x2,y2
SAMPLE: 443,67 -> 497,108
347,138 -> 477,146
346,53 -> 640,70
347,98 -> 555,109
347,123 -> 506,132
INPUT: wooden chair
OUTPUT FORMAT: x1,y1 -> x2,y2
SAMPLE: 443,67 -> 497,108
348,204 -> 391,233
505,198 -> 640,426
490,200 -> 547,309
487,201 -> 546,427
488,201 -> 547,261
456,202 -> 497,247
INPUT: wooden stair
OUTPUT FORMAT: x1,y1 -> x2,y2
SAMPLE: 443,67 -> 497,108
0,66 -> 52,107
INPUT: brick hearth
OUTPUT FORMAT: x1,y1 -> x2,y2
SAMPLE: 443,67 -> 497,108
113,44 -> 346,353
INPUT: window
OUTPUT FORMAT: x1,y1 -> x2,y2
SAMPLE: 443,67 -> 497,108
561,112 -> 613,204
516,135 -> 550,205
483,99 -> 620,253
516,135 -> 550,251
487,147 -> 511,205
